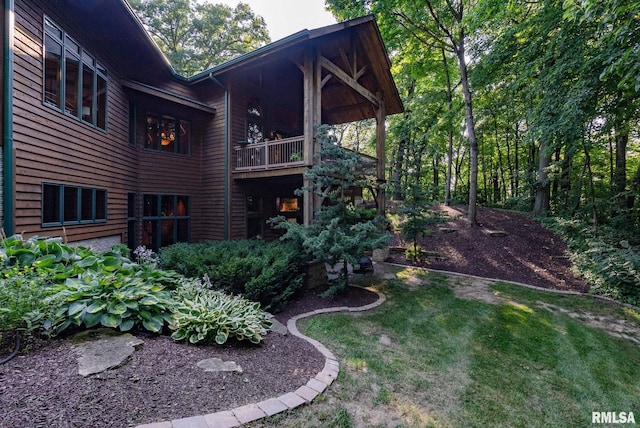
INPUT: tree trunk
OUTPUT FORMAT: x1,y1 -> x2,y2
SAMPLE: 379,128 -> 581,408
456,38 -> 479,226
612,128 -> 628,212
442,49 -> 454,206
533,140 -> 551,216
392,139 -> 406,200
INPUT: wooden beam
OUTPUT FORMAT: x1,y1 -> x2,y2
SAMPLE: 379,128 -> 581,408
338,47 -> 351,75
318,55 -> 378,108
375,91 -> 386,217
321,74 -> 333,88
303,49 -> 313,226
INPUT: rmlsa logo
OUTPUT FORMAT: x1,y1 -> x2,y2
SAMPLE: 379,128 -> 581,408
592,412 -> 636,424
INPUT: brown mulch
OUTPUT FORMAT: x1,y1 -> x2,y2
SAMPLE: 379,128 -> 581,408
387,204 -> 589,293
0,205 -> 589,427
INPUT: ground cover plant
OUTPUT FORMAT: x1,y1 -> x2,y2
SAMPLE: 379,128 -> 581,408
254,265 -> 640,427
0,235 -> 271,347
542,217 -> 640,305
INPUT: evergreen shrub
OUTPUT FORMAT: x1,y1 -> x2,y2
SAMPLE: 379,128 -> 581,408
159,240 -> 307,312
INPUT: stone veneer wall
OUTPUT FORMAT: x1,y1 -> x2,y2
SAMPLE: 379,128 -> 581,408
71,235 -> 122,253
304,261 -> 327,289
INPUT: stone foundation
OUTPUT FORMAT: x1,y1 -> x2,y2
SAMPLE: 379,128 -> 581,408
70,235 -> 122,252
304,261 -> 327,289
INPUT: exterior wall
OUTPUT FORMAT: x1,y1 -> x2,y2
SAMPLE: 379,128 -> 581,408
197,82 -> 227,242
13,1 -> 132,243
0,2 -> 5,233
11,0 -> 213,247
71,234 -> 121,253
228,79 -> 249,239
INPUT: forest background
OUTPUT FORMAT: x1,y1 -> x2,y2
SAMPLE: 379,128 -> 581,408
131,0 -> 640,303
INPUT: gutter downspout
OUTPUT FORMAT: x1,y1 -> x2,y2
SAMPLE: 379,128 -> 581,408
208,73 -> 229,240
3,0 -> 14,236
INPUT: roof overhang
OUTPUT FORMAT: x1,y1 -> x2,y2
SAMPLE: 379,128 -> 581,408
191,15 -> 404,124
121,80 -> 216,115
51,0 -> 176,82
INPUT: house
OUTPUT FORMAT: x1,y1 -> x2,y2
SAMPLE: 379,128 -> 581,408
0,0 -> 403,252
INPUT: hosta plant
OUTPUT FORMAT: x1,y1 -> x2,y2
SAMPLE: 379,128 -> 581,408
170,278 -> 271,345
45,270 -> 175,335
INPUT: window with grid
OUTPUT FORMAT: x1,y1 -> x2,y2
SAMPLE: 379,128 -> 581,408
42,183 -> 107,226
43,16 -> 107,130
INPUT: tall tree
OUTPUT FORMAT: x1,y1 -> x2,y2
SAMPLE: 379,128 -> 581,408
328,0 -> 481,225
130,0 -> 270,76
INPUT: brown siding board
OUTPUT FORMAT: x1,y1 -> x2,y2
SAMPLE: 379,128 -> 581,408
12,1 -> 137,243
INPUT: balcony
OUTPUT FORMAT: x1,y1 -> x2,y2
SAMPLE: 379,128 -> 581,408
234,135 -> 306,173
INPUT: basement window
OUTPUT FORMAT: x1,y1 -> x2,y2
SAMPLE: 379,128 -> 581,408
42,183 -> 107,226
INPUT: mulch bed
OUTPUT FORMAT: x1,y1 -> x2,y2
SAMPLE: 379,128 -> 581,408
0,286 -> 379,428
387,204 -> 589,293
0,205 -> 589,427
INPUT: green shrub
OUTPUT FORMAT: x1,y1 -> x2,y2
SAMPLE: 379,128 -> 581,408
1,235 -> 183,336
542,218 -> 640,305
159,240 -> 307,312
0,265 -> 53,333
170,277 -> 271,344
45,270 -> 176,335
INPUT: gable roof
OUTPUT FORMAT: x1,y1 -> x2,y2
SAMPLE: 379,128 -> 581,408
190,15 -> 404,122
57,1 -> 402,121
54,0 -> 174,82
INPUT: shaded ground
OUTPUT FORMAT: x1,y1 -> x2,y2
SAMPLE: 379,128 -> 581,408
0,205 -> 591,427
388,204 -> 589,293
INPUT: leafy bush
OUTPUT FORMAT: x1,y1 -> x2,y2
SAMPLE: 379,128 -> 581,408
45,271 -> 176,335
1,235 -> 183,336
2,235 -> 276,345
542,218 -> 640,305
159,240 -> 307,312
170,277 -> 271,344
0,265 -> 52,332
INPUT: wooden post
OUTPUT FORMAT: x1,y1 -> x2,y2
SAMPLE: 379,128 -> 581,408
302,48 -> 314,225
375,92 -> 386,217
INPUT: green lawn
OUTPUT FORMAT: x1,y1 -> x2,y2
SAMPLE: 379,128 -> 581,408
253,266 -> 640,428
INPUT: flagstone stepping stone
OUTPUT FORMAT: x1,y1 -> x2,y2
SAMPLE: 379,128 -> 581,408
73,328 -> 144,377
197,358 -> 243,373
266,313 -> 288,335
438,227 -> 458,233
483,229 -> 508,237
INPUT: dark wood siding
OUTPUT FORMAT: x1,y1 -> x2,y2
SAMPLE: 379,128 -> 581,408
198,85 -> 227,241
228,79 -> 249,239
12,0 -> 214,246
13,1 -> 134,242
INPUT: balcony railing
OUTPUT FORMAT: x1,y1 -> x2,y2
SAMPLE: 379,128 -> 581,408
234,135 -> 305,171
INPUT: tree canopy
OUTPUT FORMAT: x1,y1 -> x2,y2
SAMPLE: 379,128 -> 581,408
328,0 -> 639,235
130,0 -> 270,76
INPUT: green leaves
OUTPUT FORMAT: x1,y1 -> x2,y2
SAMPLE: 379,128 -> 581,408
45,270 -> 176,336
130,0 -> 270,76
3,235 -> 275,347
159,240 -> 307,312
169,280 -> 271,345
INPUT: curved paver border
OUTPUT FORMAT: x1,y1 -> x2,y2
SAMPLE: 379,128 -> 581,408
136,286 -> 386,428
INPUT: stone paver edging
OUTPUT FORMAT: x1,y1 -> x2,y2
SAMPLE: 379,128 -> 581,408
136,286 -> 386,428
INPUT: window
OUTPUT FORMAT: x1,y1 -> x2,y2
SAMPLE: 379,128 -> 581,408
142,194 -> 190,251
42,183 -> 107,226
43,16 -> 107,130
144,113 -> 190,155
275,196 -> 301,223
